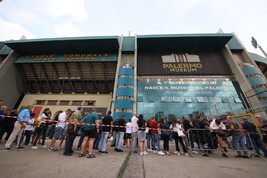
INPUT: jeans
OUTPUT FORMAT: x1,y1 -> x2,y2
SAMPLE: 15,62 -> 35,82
250,136 -> 267,156
147,134 -> 153,149
162,134 -> 169,151
64,126 -> 80,153
111,131 -> 118,146
186,132 -> 194,149
64,132 -> 75,154
245,135 -> 253,149
115,132 -> 124,149
99,131 -> 109,151
93,133 -> 101,149
173,132 -> 187,153
232,135 -> 248,156
131,132 -> 138,152
33,123 -> 48,146
152,134 -> 161,151
24,130 -> 32,145
77,130 -> 84,149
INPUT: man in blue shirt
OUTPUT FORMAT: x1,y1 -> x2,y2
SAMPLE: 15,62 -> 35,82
4,105 -> 33,151
78,109 -> 99,158
242,117 -> 267,157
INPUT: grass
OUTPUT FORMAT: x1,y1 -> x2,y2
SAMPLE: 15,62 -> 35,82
117,152 -> 131,178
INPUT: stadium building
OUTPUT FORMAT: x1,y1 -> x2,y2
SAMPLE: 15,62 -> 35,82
0,32 -> 266,120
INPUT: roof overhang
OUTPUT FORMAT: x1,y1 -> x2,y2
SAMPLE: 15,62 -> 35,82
4,36 -> 120,55
137,33 -> 233,52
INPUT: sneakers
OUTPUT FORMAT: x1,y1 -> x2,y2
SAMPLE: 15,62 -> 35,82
177,152 -> 181,156
140,152 -> 144,156
158,151 -> 165,156
32,146 -> 38,150
185,153 -> 189,157
192,150 -> 198,154
153,150 -> 158,154
28,143 -> 31,146
174,151 -> 178,154
41,145 -> 47,148
48,148 -> 58,151
143,151 -> 148,155
15,146 -> 25,151
147,149 -> 153,152
3,148 -> 11,151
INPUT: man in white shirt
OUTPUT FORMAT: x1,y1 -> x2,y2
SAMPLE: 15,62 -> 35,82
124,119 -> 132,147
131,114 -> 138,154
48,109 -> 71,151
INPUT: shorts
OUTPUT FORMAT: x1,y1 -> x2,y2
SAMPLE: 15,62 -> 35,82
53,127 -> 63,139
125,133 -> 132,139
138,130 -> 146,142
84,129 -> 97,138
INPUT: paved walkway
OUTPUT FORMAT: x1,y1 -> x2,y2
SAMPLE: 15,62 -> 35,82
0,138 -> 266,178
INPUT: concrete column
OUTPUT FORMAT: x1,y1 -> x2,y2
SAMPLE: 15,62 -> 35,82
133,34 -> 138,114
222,41 -> 267,117
111,35 -> 123,115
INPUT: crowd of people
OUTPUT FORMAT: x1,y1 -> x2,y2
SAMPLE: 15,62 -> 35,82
0,99 -> 267,159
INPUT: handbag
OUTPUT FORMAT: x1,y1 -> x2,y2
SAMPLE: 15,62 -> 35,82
177,129 -> 186,137
145,127 -> 149,134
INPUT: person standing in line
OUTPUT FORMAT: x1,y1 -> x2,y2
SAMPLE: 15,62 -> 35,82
32,108 -> 51,149
4,105 -> 33,151
24,113 -> 36,146
227,116 -> 248,158
124,119 -> 132,147
115,114 -> 126,152
131,114 -> 138,154
98,111 -> 113,153
146,119 -> 153,152
49,109 -> 71,152
150,117 -> 165,155
137,114 -> 148,156
0,106 -> 8,135
79,109 -> 99,158
210,118 -> 228,157
242,117 -> 267,158
64,107 -> 83,155
170,118 -> 188,156
183,116 -> 196,153
159,118 -> 171,155
111,117 -> 119,147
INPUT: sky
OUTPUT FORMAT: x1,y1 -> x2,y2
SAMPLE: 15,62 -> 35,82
0,0 -> 266,56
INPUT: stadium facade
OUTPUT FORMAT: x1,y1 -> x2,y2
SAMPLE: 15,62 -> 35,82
0,32 -> 266,121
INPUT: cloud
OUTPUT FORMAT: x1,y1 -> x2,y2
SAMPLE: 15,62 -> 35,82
54,22 -> 87,37
0,18 -> 37,40
38,0 -> 88,21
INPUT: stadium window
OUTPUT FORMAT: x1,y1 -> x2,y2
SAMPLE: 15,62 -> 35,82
72,100 -> 83,105
59,100 -> 70,105
35,100 -> 45,105
47,100 -> 57,105
86,100 -> 96,106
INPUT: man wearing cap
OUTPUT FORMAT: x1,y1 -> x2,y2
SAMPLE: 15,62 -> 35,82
4,105 -> 33,151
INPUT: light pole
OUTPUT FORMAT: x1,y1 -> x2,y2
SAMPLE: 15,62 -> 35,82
251,37 -> 267,58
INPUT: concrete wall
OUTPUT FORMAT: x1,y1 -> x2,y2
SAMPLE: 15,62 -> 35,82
19,93 -> 112,118
0,52 -> 26,109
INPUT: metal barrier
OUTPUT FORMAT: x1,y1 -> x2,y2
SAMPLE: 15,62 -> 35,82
186,127 -> 266,160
